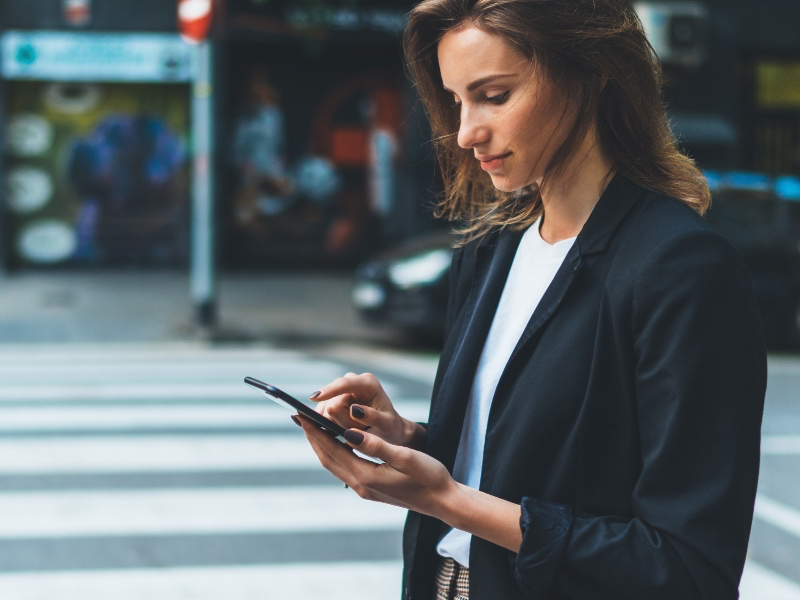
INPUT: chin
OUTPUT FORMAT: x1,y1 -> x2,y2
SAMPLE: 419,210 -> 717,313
488,175 -> 525,193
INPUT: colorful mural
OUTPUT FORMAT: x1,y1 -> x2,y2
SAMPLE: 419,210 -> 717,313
4,81 -> 190,266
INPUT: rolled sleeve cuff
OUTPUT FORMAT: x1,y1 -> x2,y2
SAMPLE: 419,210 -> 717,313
513,497 -> 573,595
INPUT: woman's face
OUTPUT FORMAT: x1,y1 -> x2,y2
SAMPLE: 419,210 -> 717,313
437,26 -> 571,192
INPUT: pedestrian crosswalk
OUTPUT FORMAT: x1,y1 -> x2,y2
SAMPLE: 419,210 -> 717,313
0,342 -> 436,600
0,343 -> 798,599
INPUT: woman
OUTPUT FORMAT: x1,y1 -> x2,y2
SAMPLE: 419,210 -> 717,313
295,1 -> 767,598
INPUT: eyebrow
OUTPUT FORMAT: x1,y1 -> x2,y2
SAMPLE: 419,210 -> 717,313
443,73 -> 518,94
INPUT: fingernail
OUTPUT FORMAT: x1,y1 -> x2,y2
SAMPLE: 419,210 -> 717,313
344,429 -> 364,446
291,415 -> 301,427
309,391 -> 321,399
351,405 -> 366,419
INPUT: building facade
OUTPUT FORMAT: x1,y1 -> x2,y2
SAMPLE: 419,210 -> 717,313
1,0 -> 798,271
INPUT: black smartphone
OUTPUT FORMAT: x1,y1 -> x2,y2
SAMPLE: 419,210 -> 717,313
243,377 -> 346,442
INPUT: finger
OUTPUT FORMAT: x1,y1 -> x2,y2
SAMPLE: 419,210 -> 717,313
343,428 -> 404,465
310,373 -> 381,403
319,394 -> 359,425
298,415 -> 389,479
297,416 -> 356,482
308,373 -> 358,402
297,414 -> 344,448
350,403 -> 391,431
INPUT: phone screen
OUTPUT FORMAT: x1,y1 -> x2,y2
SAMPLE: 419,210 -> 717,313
243,377 -> 347,441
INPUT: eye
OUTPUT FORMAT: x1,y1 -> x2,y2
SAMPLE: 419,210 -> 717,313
486,91 -> 510,105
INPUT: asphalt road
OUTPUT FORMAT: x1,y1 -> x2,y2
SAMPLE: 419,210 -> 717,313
746,355 -> 800,593
0,340 -> 796,598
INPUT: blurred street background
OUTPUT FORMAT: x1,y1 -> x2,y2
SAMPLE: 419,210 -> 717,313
1,0 -> 800,598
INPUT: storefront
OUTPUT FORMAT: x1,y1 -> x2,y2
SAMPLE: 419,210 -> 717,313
638,0 -> 800,175
746,60 -> 800,175
1,32 -> 193,268
735,0 -> 800,176
218,0 -> 435,268
0,2 -> 194,270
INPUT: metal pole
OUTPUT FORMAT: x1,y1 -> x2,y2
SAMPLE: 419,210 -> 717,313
190,40 -> 216,329
0,32 -> 6,276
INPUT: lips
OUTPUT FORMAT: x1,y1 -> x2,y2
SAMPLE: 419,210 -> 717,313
478,153 -> 511,171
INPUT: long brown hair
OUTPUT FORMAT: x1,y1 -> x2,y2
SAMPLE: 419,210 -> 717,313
403,0 -> 710,242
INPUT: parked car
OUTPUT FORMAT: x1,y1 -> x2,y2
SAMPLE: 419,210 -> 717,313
351,228 -> 454,342
705,172 -> 800,350
353,173 -> 800,350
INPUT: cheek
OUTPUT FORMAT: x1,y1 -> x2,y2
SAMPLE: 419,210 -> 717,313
512,95 -> 563,143
523,94 -> 565,133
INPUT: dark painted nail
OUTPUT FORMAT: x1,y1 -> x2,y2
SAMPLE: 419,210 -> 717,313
291,415 -> 301,427
351,405 -> 366,419
309,391 -> 321,399
344,429 -> 364,446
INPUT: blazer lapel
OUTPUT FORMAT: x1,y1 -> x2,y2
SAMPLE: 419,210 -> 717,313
503,174 -> 646,372
504,247 -> 583,370
426,229 -> 523,471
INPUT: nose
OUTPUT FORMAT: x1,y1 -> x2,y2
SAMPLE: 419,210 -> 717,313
456,107 -> 489,150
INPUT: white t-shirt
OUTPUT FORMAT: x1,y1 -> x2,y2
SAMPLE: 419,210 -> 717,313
436,218 -> 577,567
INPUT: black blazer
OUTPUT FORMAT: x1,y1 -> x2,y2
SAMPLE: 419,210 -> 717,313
402,175 -> 767,600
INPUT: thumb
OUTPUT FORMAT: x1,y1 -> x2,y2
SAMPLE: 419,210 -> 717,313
344,428 -> 400,464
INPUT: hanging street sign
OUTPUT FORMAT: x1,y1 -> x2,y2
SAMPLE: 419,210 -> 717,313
0,31 -> 196,82
178,0 -> 213,44
62,0 -> 92,26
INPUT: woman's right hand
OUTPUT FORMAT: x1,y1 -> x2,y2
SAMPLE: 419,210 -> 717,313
310,373 -> 426,450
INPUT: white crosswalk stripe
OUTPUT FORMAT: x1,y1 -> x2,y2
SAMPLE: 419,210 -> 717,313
0,405 -> 285,430
0,562 -> 404,600
741,561 -> 800,600
0,487 -> 407,538
0,435 -> 335,473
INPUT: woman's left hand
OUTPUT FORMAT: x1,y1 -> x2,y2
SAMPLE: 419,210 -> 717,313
296,415 -> 458,517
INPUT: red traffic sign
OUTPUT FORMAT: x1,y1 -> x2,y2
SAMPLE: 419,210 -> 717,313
63,0 -> 91,26
178,0 -> 213,44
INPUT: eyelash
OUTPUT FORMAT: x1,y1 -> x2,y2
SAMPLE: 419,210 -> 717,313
452,90 -> 511,110
486,91 -> 510,104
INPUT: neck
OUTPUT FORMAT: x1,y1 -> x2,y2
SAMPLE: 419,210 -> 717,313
537,127 -> 615,244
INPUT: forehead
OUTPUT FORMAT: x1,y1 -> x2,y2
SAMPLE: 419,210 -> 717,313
437,26 -> 528,90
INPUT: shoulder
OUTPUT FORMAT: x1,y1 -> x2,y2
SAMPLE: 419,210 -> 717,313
620,187 -> 741,273
594,184 -> 758,323
612,190 -> 761,335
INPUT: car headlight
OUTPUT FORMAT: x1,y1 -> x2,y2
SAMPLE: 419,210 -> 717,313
388,248 -> 452,289
352,281 -> 386,309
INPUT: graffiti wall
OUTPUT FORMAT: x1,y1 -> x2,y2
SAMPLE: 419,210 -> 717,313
4,81 -> 190,267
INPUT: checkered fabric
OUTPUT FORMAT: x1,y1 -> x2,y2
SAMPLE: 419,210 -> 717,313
434,557 -> 470,600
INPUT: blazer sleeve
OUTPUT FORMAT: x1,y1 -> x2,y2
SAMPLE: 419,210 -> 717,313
513,228 -> 768,599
